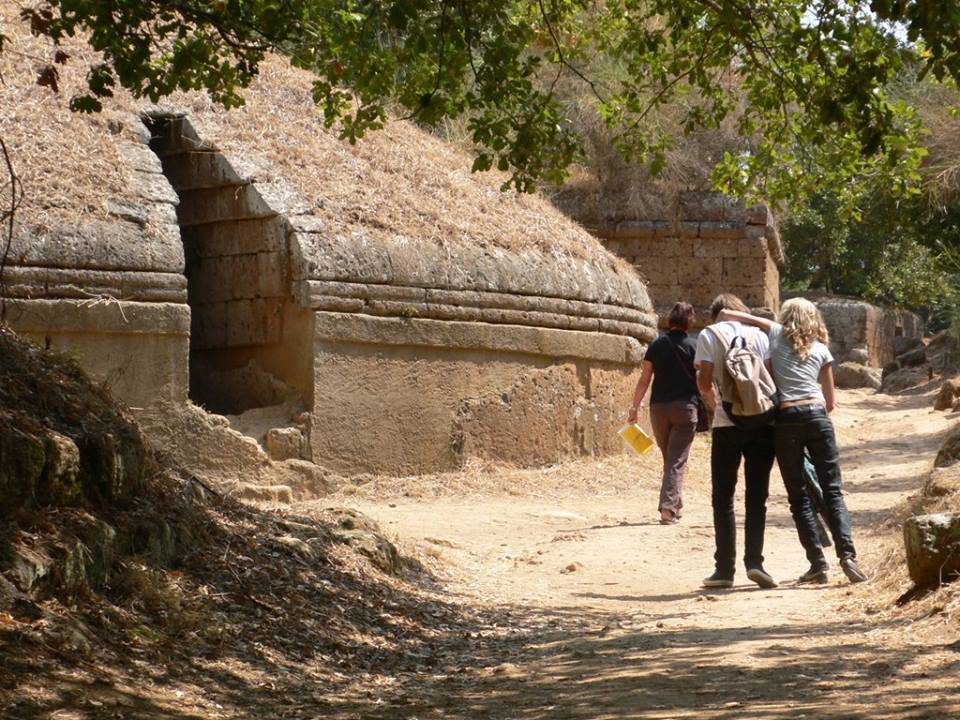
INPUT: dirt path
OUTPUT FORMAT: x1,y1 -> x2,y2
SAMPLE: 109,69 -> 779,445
325,389 -> 960,719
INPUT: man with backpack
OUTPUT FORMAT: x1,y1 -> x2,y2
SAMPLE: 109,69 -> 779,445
695,294 -> 780,589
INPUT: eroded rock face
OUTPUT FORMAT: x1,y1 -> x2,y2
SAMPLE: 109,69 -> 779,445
904,513 -> 960,588
321,509 -> 402,574
934,379 -> 960,411
41,432 -> 82,505
265,427 -> 305,462
6,516 -> 119,598
936,424 -> 960,468
847,347 -> 870,365
77,430 -> 146,504
883,346 -> 928,377
834,362 -> 881,390
0,426 -> 46,509
0,425 -> 143,512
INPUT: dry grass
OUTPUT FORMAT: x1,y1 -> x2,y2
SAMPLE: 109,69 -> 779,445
840,439 -> 960,634
550,122 -> 747,227
165,57 -> 631,271
894,76 -> 960,209
0,2 -> 139,229
547,69 -> 750,226
1,1 -> 635,279
332,438 -> 712,503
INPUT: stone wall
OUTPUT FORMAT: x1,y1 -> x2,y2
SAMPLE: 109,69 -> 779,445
1,113 -> 190,409
310,313 -> 643,474
784,293 -> 924,367
145,114 -> 313,414
592,191 -> 784,324
288,209 -> 656,474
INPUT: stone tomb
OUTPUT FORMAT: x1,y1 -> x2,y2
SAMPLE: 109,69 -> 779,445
4,109 -> 657,476
592,191 -> 784,324
783,293 -> 923,367
1,115 -> 190,410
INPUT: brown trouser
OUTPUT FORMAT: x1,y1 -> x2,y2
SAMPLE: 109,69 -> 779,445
649,400 -> 698,516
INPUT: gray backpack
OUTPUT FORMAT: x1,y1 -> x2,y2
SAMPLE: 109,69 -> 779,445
707,326 -> 778,428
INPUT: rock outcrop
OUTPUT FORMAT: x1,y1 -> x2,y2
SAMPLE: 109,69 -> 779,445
934,379 -> 960,411
904,513 -> 960,588
935,424 -> 960,468
883,346 -> 928,378
833,362 -> 882,390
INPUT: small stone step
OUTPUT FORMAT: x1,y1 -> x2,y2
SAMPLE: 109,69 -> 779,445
265,427 -> 306,462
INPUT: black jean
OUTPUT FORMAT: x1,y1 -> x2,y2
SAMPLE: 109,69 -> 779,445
711,424 -> 776,575
775,405 -> 856,562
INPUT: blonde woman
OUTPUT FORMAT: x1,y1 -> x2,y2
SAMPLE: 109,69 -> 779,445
717,298 -> 867,585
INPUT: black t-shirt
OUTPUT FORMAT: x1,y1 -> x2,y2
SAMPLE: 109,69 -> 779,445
643,330 -> 699,404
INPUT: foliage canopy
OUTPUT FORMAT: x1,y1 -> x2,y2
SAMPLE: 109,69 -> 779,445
781,191 -> 959,311
6,1 -> 960,204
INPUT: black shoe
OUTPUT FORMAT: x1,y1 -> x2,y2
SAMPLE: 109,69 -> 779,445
702,571 -> 734,588
797,564 -> 830,584
840,556 -> 868,584
746,567 -> 778,589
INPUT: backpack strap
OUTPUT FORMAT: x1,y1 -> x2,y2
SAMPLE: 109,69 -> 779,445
703,324 -> 729,350
666,335 -> 698,386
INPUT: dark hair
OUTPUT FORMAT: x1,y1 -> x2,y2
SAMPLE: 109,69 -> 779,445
709,293 -> 750,320
667,301 -> 695,331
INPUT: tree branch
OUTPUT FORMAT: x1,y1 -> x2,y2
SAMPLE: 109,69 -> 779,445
0,136 -> 23,323
537,0 -> 605,104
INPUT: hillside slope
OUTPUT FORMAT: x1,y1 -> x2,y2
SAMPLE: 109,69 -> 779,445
0,326 -> 507,717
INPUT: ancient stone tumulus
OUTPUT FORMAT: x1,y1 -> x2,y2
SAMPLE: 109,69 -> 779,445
1,36 -> 656,476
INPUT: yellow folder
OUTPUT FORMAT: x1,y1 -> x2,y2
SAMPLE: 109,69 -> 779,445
619,423 -> 654,455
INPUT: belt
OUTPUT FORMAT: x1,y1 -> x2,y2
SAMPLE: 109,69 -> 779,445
779,398 -> 823,409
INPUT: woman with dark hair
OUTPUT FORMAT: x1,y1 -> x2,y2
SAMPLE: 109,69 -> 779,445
628,302 -> 700,524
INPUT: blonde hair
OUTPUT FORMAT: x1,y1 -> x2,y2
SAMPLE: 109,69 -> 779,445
778,298 -> 829,362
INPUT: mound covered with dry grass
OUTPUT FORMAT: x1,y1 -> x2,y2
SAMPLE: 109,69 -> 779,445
1,0 -> 636,282
173,59 -> 631,273
550,120 -> 747,228
0,2 -> 140,229
543,65 -> 750,228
